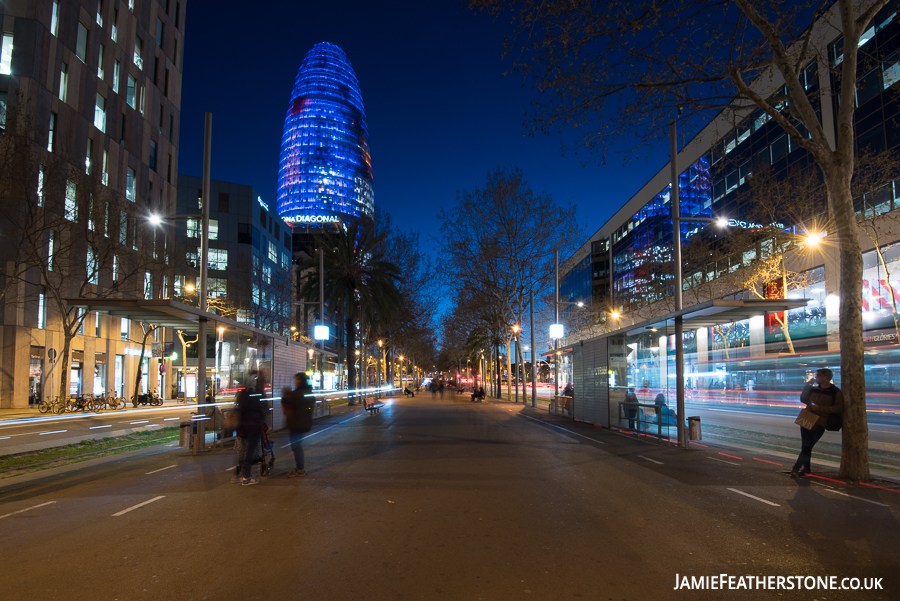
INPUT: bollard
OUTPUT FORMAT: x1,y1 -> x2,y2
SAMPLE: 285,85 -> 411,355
179,421 -> 191,447
688,416 -> 702,441
192,416 -> 206,455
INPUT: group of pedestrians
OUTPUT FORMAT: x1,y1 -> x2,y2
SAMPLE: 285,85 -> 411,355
231,371 -> 316,486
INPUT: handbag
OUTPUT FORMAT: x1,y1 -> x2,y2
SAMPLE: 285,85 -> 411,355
825,412 -> 843,432
794,408 -> 819,430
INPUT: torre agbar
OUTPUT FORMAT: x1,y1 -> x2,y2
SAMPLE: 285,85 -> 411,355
277,42 -> 374,227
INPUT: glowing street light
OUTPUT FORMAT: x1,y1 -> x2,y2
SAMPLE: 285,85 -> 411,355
805,230 -> 824,247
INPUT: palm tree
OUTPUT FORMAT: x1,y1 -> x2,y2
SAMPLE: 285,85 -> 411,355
298,222 -> 402,399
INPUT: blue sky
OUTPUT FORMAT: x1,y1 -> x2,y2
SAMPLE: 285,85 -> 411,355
177,0 -> 672,258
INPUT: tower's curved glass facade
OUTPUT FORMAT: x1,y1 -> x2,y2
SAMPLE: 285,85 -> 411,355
277,42 -> 374,227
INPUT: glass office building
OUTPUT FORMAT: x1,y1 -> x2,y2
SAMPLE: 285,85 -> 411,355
277,42 -> 374,227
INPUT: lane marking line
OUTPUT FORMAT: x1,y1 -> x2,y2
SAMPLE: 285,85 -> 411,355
520,414 -> 605,444
708,457 -> 740,466
129,421 -> 149,425
225,466 -> 238,472
145,465 -> 176,475
163,417 -> 180,421
0,436 -> 9,440
718,452 -> 743,460
0,501 -> 57,520
637,455 -> 664,465
89,425 -> 112,430
38,430 -> 67,436
753,457 -> 783,466
143,424 -> 159,428
727,488 -> 780,507
112,496 -> 165,517
811,484 -> 889,507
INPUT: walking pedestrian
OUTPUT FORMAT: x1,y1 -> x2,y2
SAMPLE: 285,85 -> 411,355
438,380 -> 444,399
791,368 -> 844,478
281,372 -> 315,478
234,370 -> 266,486
624,387 -> 639,429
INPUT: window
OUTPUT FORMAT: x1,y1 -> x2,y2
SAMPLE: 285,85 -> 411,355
134,36 -> 143,70
282,251 -> 290,270
144,272 -> 152,299
113,254 -> 119,281
263,264 -> 272,284
260,207 -> 266,224
149,140 -> 157,170
268,240 -> 278,262
85,137 -> 92,173
856,67 -> 883,107
102,149 -> 109,185
209,219 -> 218,239
121,317 -> 129,341
76,23 -> 88,63
173,38 -> 178,65
104,203 -> 110,236
87,247 -> 98,284
770,135 -> 787,163
164,67 -> 169,96
158,103 -> 164,133
139,83 -> 144,115
126,168 -> 135,201
51,1 -> 60,36
111,8 -> 118,41
37,166 -> 44,206
88,194 -> 95,230
96,0 -> 103,26
209,278 -> 227,298
167,154 -> 172,182
113,60 -> 120,93
884,50 -> 900,89
126,74 -> 136,108
0,33 -> 13,75
59,62 -> 68,101
237,223 -> 252,244
38,288 -> 46,330
97,44 -> 105,79
48,111 -> 57,151
132,217 -> 138,250
65,180 -> 78,221
95,313 -> 101,337
48,230 -> 55,270
186,218 -> 199,237
156,19 -> 164,46
175,2 -> 181,28
94,93 -> 106,132
128,0 -> 134,11
0,92 -> 6,133
120,113 -> 126,145
119,211 -> 127,244
208,249 -> 228,270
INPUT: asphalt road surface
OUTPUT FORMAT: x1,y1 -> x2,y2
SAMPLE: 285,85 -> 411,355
1,396 -> 898,600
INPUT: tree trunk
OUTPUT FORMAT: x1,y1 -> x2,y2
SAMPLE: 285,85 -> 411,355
779,259 -> 796,353
346,311 -> 356,403
58,331 -> 72,402
826,169 -> 870,481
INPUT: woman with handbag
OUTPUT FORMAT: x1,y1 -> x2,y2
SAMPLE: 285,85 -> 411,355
791,368 -> 844,478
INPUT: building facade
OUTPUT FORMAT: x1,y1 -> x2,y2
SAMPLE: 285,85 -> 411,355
0,0 -> 185,408
276,41 -> 374,228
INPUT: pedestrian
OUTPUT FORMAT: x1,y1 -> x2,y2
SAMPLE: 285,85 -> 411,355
791,368 -> 844,478
431,381 -> 437,399
281,372 -> 315,478
234,370 -> 266,486
438,380 -> 444,399
624,387 -> 639,429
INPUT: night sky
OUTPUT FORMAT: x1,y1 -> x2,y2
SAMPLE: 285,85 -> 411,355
177,0 -> 671,255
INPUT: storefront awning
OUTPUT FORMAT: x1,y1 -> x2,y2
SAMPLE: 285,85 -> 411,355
623,298 -> 811,337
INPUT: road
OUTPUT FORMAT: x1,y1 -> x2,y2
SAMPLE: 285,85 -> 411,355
1,396 -> 897,600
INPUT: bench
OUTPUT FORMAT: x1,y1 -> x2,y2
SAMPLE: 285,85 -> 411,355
364,399 -> 385,414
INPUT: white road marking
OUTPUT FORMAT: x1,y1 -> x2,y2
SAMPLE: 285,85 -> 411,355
38,430 -> 66,436
129,421 -> 149,425
870,429 -> 898,434
637,455 -> 664,465
727,488 -> 781,507
0,501 -> 57,520
708,457 -> 740,466
112,496 -> 165,517
89,425 -> 112,429
145,465 -> 176,475
519,414 -> 605,444
143,424 -> 159,428
0,436 -> 9,440
814,485 -> 889,507
163,417 -> 180,421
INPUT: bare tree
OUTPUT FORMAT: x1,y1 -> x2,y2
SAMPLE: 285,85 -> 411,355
471,0 -> 895,480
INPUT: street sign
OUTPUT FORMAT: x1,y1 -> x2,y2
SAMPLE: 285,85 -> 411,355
48,348 -> 57,362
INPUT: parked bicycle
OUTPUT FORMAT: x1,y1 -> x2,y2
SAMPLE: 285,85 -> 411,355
132,390 -> 163,407
105,391 -> 128,410
37,397 -> 67,414
67,395 -> 100,412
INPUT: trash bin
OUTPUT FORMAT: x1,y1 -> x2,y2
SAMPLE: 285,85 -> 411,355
688,416 -> 702,441
179,421 -> 192,447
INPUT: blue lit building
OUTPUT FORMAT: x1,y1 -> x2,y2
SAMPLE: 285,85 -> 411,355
276,42 -> 374,227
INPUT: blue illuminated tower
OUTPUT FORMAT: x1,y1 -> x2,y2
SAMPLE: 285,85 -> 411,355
277,42 -> 374,227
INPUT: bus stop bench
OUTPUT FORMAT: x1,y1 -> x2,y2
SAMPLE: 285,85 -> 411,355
364,400 -> 385,414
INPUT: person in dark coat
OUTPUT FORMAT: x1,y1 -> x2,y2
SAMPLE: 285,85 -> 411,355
624,388 -> 639,429
792,368 -> 844,478
235,371 -> 266,485
282,372 -> 315,477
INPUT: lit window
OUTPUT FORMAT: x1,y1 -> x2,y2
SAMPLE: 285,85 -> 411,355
48,230 -> 55,271
102,150 -> 109,185
85,137 -> 92,173
126,168 -> 135,201
51,1 -> 60,36
76,23 -> 88,62
263,264 -> 272,284
133,36 -> 143,70
186,219 -> 199,238
38,288 -> 46,329
128,0 -> 134,12
209,249 -> 228,270
94,93 -> 106,132
0,32 -> 13,75
87,247 -> 98,284
88,194 -> 95,230
111,8 -> 118,41
126,74 -> 136,108
209,278 -> 227,298
96,0 -> 103,26
268,240 -> 278,262
59,62 -> 68,101
209,219 -> 218,239
37,166 -> 44,206
112,60 -> 119,92
119,211 -> 127,244
65,180 -> 78,221
0,92 -> 6,133
48,111 -> 57,151
97,44 -> 104,79
121,317 -> 129,341
95,313 -> 101,337
113,254 -> 119,281
144,272 -> 153,299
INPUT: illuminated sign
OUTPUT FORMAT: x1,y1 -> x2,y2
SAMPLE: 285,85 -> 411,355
314,325 -> 330,340
257,196 -> 268,211
727,218 -> 784,230
549,324 -> 564,339
288,215 -> 342,224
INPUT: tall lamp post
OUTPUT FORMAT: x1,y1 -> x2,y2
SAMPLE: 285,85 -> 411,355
511,324 -> 520,403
